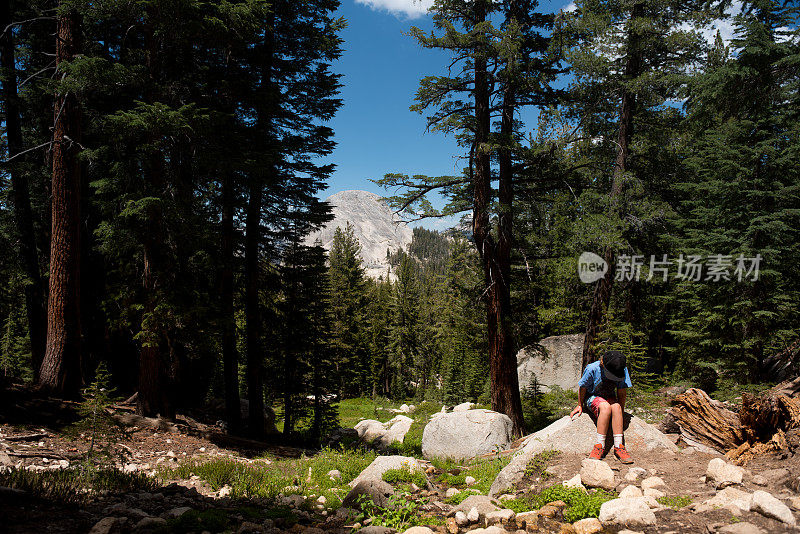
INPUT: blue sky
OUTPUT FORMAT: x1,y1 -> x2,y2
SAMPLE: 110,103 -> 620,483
324,0 -> 571,228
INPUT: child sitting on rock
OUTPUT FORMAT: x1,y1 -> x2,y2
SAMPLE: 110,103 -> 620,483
570,350 -> 634,463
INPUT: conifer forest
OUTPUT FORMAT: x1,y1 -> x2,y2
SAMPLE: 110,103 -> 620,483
0,1 -> 799,531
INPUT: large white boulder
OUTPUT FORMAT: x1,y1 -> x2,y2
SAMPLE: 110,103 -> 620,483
354,415 -> 414,449
489,413 -> 677,496
421,409 -> 513,461
516,334 -> 583,392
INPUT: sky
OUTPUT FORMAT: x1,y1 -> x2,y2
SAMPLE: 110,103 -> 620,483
322,0 -> 744,229
323,0 -> 574,229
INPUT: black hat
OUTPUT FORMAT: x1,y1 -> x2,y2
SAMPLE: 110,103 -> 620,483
601,350 -> 626,382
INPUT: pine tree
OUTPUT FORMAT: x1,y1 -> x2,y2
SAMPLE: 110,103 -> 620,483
328,223 -> 369,397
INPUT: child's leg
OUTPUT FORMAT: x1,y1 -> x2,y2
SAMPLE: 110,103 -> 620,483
594,400 -> 612,437
609,401 -> 624,436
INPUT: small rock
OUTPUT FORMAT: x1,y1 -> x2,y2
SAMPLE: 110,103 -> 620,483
484,509 -> 514,526
536,505 -> 560,519
624,467 -> 648,483
164,507 -> 192,519
465,476 -> 476,486
455,511 -> 469,526
572,517 -> 603,534
467,527 -> 505,534
580,459 -> 615,490
402,527 -> 434,534
467,507 -> 480,523
618,485 -> 643,499
717,523 -> 765,534
446,517 -> 458,534
133,517 -> 167,531
703,487 -> 752,512
356,527 -> 393,534
446,488 -> 461,498
643,488 -> 665,499
706,458 -> 744,488
599,498 -> 656,527
640,476 -> 666,491
238,521 -> 264,533
562,474 -> 584,491
750,490 -> 796,526
165,450 -> 176,458
515,511 -> 537,530
751,475 -> 767,486
617,531 -> 645,534
328,469 -> 342,480
789,496 -> 800,510
89,517 -> 120,534
497,494 -> 514,502
219,484 -> 233,498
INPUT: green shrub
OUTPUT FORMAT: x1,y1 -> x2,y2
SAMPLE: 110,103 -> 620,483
355,492 -> 439,529
382,467 -> 427,487
504,485 -> 616,522
444,490 -> 475,505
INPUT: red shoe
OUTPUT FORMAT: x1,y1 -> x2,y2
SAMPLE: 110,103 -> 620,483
614,444 -> 633,464
588,443 -> 604,460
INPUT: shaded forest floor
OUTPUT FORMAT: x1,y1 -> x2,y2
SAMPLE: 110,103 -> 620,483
1,384 -> 799,533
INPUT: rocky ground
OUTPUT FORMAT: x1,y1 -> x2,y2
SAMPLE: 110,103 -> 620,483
1,403 -> 800,533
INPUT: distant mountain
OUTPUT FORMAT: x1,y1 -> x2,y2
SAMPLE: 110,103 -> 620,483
306,190 -> 412,279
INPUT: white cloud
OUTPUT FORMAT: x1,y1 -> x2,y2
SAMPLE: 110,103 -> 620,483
355,0 -> 434,18
563,2 -> 577,13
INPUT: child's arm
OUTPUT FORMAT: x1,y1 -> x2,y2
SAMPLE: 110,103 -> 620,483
570,386 -> 587,419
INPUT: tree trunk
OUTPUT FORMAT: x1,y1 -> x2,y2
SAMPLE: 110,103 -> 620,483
1,0 -> 47,379
137,155 -> 172,418
582,1 -> 643,369
39,5 -> 82,397
221,171 -> 240,433
245,12 -> 276,437
472,0 -> 524,438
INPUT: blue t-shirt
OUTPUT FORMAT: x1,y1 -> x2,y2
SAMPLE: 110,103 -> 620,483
578,360 -> 632,407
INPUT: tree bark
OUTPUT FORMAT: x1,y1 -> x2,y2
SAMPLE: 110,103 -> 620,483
582,1 -> 644,369
245,11 -> 276,438
472,0 -> 524,438
221,171 -> 240,433
0,0 -> 47,379
136,8 -> 172,418
39,5 -> 82,397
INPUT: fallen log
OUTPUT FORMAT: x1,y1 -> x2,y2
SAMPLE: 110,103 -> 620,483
667,388 -> 747,452
772,376 -> 800,397
740,390 -> 800,442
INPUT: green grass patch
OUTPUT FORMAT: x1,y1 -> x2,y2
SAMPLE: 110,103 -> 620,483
444,490 -> 477,505
437,471 -> 467,486
338,398 -> 401,428
504,485 -> 616,523
657,495 -> 693,509
464,456 -> 511,494
0,466 -> 158,504
159,509 -> 230,533
163,448 -> 375,508
382,467 -> 428,487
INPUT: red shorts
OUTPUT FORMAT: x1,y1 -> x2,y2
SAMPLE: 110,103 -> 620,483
588,396 -> 617,417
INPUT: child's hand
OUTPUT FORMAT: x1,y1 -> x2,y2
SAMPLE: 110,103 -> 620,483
570,405 -> 582,420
